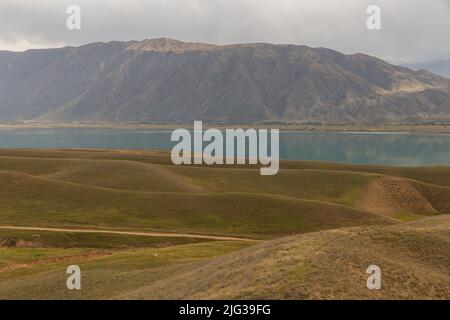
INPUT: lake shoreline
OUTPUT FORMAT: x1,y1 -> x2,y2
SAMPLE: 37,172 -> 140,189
1,122 -> 450,134
0,128 -> 449,166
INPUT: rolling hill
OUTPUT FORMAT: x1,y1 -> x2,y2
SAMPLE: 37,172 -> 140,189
1,215 -> 448,299
119,216 -> 450,300
0,149 -> 395,239
0,149 -> 449,299
2,38 -> 450,124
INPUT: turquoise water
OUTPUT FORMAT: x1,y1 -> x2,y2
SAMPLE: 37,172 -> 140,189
0,128 -> 450,166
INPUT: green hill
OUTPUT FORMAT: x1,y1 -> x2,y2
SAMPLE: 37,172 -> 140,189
0,149 -> 448,299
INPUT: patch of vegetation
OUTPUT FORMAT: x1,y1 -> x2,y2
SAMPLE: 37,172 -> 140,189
0,241 -> 251,299
393,212 -> 425,222
0,230 -> 205,249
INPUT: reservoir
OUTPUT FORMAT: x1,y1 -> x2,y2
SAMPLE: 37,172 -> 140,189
0,128 -> 449,166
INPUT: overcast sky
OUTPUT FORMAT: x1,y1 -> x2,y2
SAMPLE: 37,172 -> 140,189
1,0 -> 450,64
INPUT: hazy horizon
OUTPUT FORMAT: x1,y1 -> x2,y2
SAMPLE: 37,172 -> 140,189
1,0 -> 450,64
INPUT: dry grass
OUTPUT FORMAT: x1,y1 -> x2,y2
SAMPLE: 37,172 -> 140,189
0,149 -> 448,299
119,216 -> 450,300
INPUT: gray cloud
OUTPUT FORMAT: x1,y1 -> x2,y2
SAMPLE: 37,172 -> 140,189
0,0 -> 449,63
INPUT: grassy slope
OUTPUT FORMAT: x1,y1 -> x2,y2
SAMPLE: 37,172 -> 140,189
119,215 -> 450,300
0,229 -> 206,249
1,216 -> 448,299
3,148 -> 450,188
0,241 -> 251,299
0,149 -> 449,299
1,148 -> 449,237
0,172 -> 389,238
0,150 -> 398,238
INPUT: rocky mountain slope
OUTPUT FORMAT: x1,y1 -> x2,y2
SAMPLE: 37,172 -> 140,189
1,38 -> 450,124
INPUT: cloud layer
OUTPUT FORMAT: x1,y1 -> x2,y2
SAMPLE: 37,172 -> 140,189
1,0 -> 449,63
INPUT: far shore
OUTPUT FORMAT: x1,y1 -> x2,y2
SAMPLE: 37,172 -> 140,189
1,122 -> 450,134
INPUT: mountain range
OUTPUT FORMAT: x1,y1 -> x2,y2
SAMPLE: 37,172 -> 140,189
404,58 -> 450,80
1,38 -> 450,124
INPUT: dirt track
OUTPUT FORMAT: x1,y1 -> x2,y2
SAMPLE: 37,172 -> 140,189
0,226 -> 261,242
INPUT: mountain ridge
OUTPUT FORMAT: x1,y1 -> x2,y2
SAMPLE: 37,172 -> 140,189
1,38 -> 450,124
404,58 -> 450,80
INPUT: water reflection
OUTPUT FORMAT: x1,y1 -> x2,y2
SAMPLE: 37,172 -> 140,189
279,131 -> 450,165
0,128 -> 450,166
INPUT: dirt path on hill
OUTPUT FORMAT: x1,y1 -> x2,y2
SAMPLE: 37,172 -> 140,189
0,226 -> 261,242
